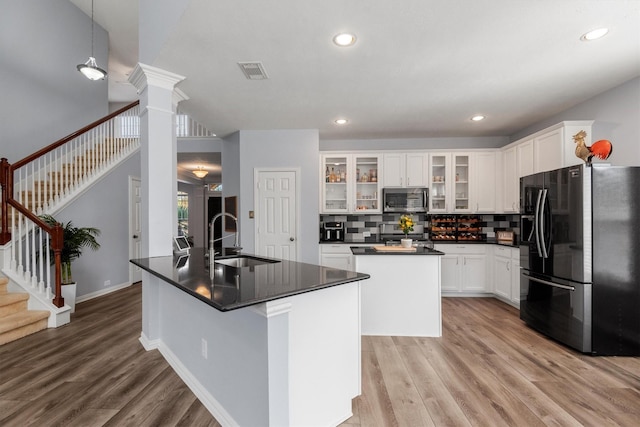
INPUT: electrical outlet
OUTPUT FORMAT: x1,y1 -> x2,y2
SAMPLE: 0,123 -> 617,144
201,338 -> 208,359
363,231 -> 371,237
104,280 -> 111,287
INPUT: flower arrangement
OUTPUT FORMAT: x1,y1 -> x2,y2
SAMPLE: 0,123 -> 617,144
399,214 -> 414,237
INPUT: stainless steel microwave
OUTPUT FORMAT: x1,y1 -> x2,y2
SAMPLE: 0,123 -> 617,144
382,188 -> 428,213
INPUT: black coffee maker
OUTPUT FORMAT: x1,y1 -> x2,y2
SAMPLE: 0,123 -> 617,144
320,222 -> 345,242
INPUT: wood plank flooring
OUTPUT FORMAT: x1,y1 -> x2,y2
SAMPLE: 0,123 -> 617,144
1,285 -> 638,426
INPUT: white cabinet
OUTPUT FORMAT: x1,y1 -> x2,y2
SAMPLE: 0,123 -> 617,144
492,245 -> 520,307
429,153 -> 451,212
321,153 -> 382,213
383,153 -> 428,188
518,139 -> 534,177
534,129 -> 562,173
473,151 -> 497,213
435,244 -> 488,294
319,244 -> 354,271
503,146 -> 519,212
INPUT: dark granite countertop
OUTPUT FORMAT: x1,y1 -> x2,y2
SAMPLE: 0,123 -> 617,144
320,240 -> 519,248
350,246 -> 444,256
131,248 -> 370,312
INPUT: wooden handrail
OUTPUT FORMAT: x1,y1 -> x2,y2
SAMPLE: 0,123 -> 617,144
1,100 -> 139,308
12,100 -> 139,170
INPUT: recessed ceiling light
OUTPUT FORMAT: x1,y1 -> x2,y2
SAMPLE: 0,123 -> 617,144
333,33 -> 357,47
580,28 -> 609,41
335,118 -> 349,125
471,115 -> 485,122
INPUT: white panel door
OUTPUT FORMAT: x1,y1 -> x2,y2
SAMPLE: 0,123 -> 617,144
129,177 -> 142,283
256,170 -> 297,261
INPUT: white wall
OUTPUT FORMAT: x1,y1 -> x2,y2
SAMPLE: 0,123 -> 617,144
510,77 -> 640,166
0,0 -> 109,161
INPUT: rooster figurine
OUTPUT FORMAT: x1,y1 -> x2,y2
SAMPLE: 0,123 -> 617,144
573,130 -> 613,166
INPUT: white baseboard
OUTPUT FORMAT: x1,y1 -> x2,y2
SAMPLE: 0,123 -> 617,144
76,281 -> 132,304
157,341 -> 239,427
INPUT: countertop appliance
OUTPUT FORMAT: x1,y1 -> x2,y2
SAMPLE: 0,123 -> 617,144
520,164 -> 640,355
383,187 -> 428,213
320,221 -> 345,242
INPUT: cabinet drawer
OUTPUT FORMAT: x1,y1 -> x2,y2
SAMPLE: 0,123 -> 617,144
320,244 -> 353,255
435,244 -> 486,255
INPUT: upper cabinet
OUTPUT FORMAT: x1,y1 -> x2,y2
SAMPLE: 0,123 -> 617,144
473,151 -> 497,213
320,153 -> 382,213
501,121 -> 593,213
428,153 -> 450,212
382,153 -> 428,188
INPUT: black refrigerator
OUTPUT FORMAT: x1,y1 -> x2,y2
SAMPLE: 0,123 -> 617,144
520,164 -> 640,356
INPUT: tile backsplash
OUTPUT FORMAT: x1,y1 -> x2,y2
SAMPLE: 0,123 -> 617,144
320,213 -> 519,243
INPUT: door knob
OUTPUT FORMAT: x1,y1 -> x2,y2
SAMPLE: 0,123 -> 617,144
133,235 -> 139,238
290,237 -> 295,241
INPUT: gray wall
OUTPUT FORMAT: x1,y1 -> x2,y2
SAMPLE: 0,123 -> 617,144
224,130 -> 320,264
320,136 -> 508,152
510,77 -> 640,166
0,0 -> 108,161
57,153 -> 141,296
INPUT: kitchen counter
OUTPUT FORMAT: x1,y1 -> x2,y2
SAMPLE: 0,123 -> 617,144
131,247 -> 369,311
132,248 -> 368,426
352,245 -> 443,337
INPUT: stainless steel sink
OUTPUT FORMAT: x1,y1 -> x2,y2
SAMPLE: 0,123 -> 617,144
215,255 -> 280,268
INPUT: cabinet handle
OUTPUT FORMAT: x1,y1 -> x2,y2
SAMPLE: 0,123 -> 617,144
407,177 -> 410,186
507,261 -> 510,271
463,257 -> 466,265
400,177 -> 403,187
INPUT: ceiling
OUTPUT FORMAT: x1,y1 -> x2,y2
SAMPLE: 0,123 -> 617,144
72,0 -> 640,142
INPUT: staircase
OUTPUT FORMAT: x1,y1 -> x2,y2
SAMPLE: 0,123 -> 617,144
0,101 -> 141,338
0,276 -> 49,345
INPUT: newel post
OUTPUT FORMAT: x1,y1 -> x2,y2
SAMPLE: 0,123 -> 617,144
0,158 -> 10,244
51,223 -> 65,308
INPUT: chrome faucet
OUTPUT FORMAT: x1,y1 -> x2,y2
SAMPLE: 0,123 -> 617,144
209,212 -> 242,266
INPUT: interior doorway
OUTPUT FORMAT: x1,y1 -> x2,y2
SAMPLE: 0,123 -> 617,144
207,196 -> 222,252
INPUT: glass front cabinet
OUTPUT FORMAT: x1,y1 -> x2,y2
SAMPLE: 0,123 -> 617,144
321,153 -> 382,213
429,153 -> 473,213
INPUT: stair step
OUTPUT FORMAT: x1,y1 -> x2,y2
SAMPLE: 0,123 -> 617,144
0,293 -> 29,318
0,310 -> 49,345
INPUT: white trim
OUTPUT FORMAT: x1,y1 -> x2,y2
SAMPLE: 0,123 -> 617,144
254,167 -> 301,261
157,340 -> 240,427
75,281 -> 132,305
128,63 -> 186,93
138,332 -> 160,351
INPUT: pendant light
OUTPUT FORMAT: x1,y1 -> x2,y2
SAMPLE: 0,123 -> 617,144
77,0 -> 107,80
193,167 -> 208,179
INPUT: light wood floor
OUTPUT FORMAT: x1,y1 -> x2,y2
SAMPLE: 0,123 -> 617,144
1,285 -> 638,426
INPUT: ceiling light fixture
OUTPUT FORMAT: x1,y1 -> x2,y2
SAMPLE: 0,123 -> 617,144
335,118 -> 349,125
192,167 -> 208,179
333,33 -> 357,47
77,0 -> 107,80
471,115 -> 485,122
580,28 -> 609,41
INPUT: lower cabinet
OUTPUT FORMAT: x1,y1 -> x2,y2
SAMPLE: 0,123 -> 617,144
319,244 -> 354,271
493,245 -> 521,307
435,244 -> 488,294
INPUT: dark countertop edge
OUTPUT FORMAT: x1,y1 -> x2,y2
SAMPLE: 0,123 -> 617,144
349,246 -> 445,256
320,240 -> 519,249
130,257 -> 370,312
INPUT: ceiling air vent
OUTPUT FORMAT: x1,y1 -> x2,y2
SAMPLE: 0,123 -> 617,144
238,62 -> 269,80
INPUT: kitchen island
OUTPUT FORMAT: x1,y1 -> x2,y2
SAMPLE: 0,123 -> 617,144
131,248 -> 369,427
352,245 -> 444,337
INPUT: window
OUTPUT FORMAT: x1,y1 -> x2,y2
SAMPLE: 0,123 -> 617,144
177,191 -> 189,236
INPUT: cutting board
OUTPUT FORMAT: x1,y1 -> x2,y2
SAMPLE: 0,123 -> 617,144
373,245 -> 417,252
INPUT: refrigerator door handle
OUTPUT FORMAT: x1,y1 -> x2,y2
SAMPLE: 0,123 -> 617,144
523,272 -> 575,291
534,189 -> 543,258
540,189 -> 549,259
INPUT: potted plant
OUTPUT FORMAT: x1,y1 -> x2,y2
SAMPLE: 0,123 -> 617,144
399,214 -> 414,248
40,214 -> 100,313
